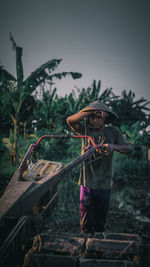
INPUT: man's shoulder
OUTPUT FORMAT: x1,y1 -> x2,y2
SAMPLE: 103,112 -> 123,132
105,125 -> 120,133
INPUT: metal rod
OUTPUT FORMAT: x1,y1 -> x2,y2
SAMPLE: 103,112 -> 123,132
35,134 -> 96,147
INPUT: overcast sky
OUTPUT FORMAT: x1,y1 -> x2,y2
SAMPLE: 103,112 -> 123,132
0,0 -> 150,101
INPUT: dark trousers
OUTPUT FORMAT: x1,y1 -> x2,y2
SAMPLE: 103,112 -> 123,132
80,185 -> 111,234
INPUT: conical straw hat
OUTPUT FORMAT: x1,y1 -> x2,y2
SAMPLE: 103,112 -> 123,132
79,100 -> 118,122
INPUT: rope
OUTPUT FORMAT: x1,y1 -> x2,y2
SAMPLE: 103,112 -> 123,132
22,235 -> 42,267
81,135 -> 112,166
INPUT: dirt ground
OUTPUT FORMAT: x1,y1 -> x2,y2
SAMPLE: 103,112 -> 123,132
41,173 -> 150,266
0,172 -> 150,266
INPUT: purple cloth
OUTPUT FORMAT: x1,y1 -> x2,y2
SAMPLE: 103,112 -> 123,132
80,185 -> 111,234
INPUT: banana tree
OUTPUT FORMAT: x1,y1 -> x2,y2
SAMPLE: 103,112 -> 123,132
0,34 -> 82,165
65,80 -> 117,118
120,121 -> 142,146
121,120 -> 150,146
110,90 -> 150,126
120,121 -> 150,159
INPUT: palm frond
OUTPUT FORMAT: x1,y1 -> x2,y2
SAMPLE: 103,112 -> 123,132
24,59 -> 62,92
0,65 -> 16,83
69,72 -> 82,79
9,32 -> 17,50
9,33 -> 24,87
48,71 -> 82,81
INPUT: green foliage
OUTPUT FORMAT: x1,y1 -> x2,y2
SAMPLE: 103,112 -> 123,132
16,128 -> 81,165
113,154 -> 150,179
0,65 -> 16,83
0,139 -> 8,159
110,90 -> 150,126
34,136 -> 81,164
120,120 -> 150,150
34,87 -> 70,132
66,80 -> 117,115
17,135 -> 38,162
0,34 -> 82,164
0,139 -> 17,175
120,121 -> 142,145
50,168 -> 80,226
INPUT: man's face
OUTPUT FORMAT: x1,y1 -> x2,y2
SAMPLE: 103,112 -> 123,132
89,111 -> 107,129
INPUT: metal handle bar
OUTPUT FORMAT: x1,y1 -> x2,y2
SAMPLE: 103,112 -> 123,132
35,135 -> 97,147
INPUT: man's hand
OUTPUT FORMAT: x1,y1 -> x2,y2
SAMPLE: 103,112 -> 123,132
104,144 -> 114,151
96,144 -> 113,155
83,145 -> 92,152
103,144 -> 133,154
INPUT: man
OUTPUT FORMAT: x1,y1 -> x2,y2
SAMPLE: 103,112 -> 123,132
67,100 -> 132,234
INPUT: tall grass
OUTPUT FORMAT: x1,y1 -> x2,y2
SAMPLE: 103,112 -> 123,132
50,151 -> 150,228
50,167 -> 80,229
113,152 -> 150,179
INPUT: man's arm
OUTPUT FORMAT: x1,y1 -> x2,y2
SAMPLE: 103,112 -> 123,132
106,144 -> 133,154
106,126 -> 133,154
67,111 -> 93,131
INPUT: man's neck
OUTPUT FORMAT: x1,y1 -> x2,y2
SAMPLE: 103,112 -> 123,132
93,124 -> 105,132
